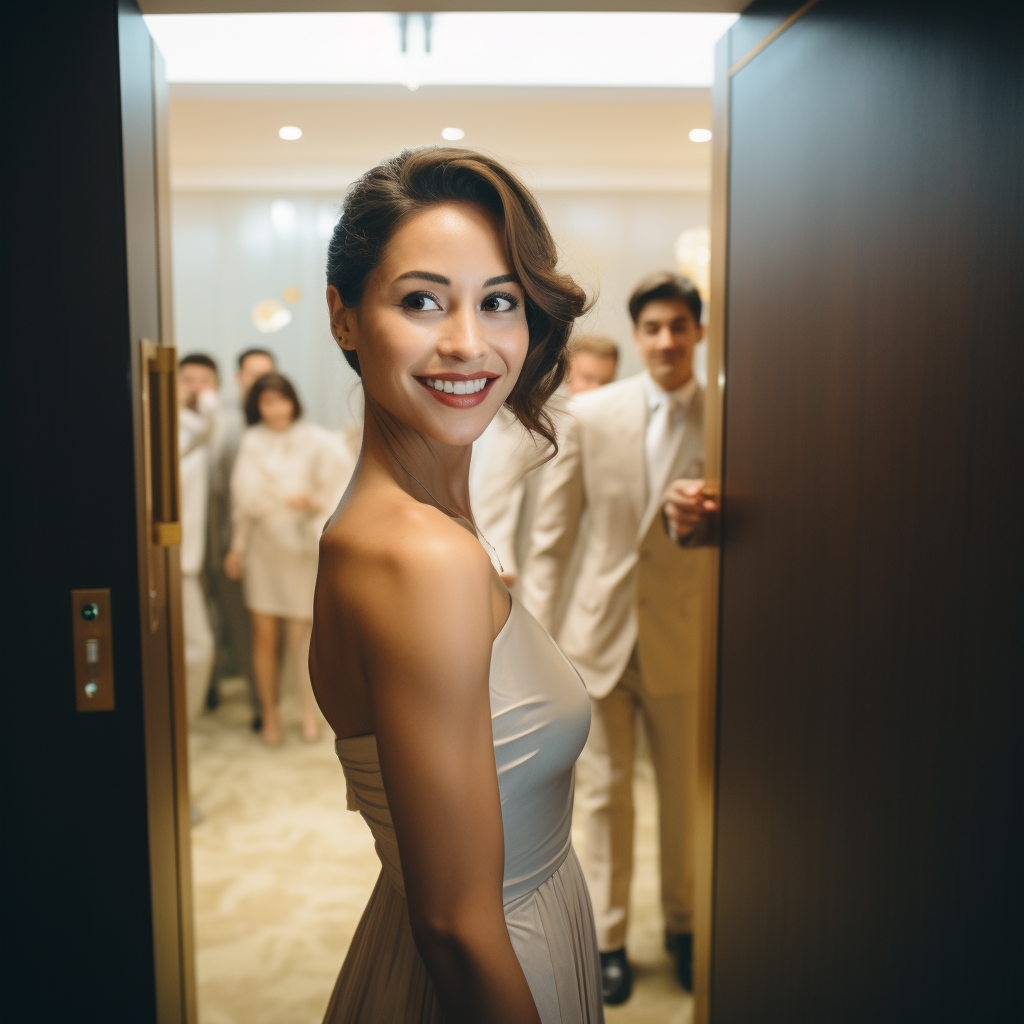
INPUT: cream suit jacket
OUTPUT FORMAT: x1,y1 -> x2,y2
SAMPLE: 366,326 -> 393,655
471,406 -> 546,582
521,374 -> 708,700
471,400 -> 570,584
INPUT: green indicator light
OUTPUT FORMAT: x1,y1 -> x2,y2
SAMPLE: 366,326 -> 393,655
81,603 -> 100,621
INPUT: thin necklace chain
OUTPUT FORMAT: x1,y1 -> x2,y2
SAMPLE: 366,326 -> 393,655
372,408 -> 506,575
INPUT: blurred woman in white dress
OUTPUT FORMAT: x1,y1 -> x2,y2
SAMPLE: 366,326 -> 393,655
225,372 -> 349,745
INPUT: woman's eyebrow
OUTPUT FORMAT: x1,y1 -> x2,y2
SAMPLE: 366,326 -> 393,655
394,271 -> 450,285
394,271 -> 518,287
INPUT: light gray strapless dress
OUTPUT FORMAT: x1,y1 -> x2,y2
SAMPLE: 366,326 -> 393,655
324,594 -> 604,1023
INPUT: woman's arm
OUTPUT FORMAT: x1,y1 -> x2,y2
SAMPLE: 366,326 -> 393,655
325,508 -> 541,1024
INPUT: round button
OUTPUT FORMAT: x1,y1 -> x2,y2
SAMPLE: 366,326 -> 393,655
81,603 -> 100,621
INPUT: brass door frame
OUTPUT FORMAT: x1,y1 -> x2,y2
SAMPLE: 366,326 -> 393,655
128,26 -> 197,1024
692,31 -> 730,1024
153,40 -> 199,1024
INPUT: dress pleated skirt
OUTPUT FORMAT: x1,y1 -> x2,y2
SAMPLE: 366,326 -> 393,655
322,845 -> 604,1024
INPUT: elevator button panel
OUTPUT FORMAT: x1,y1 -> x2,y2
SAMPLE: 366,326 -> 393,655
71,589 -> 115,712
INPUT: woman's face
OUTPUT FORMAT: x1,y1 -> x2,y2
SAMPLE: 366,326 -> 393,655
328,202 -> 529,447
258,389 -> 295,431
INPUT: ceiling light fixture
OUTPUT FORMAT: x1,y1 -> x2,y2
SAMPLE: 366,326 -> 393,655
689,128 -> 712,143
441,127 -> 465,141
144,13 -> 739,89
279,125 -> 302,140
251,299 -> 292,333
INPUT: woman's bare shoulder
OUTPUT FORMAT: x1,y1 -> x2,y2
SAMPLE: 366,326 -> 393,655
319,493 -> 491,617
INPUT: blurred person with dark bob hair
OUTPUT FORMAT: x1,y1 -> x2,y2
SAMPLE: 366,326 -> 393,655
225,371 -> 348,746
311,147 -> 603,1023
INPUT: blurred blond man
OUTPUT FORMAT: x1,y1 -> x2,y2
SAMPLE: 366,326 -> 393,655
567,334 -> 619,394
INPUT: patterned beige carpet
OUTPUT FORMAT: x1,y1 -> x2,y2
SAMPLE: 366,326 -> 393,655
189,677 -> 691,1024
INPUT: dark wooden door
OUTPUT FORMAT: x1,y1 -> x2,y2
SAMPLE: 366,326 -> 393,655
9,2 -> 193,1021
712,1 -> 1022,1021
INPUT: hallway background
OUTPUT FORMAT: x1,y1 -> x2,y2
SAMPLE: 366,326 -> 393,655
168,86 -> 714,426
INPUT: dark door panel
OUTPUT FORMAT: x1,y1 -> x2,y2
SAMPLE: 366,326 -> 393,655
9,2 -> 193,1021
713,2 -> 1022,1021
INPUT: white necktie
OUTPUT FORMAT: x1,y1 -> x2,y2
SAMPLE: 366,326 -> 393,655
645,393 -> 680,503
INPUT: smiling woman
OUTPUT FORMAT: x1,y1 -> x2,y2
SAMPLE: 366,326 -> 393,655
308,148 -> 602,1024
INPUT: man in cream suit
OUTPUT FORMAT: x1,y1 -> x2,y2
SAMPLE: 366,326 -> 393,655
522,273 -> 717,1004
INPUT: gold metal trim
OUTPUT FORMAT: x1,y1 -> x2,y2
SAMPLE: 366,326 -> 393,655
693,30 -> 732,1024
151,345 -> 177,374
153,521 -> 183,546
130,33 -> 196,1024
729,0 -> 822,78
152,37 -> 198,1024
139,337 -> 161,633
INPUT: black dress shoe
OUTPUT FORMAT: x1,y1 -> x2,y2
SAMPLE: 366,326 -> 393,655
600,947 -> 632,1005
665,931 -> 693,992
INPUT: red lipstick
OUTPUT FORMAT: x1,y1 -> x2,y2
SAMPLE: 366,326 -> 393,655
415,372 -> 499,409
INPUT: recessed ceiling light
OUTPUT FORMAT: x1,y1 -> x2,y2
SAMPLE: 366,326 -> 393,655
279,125 -> 302,141
441,127 -> 465,141
689,128 -> 712,143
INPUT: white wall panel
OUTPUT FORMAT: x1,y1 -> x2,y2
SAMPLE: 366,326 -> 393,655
171,188 -> 709,429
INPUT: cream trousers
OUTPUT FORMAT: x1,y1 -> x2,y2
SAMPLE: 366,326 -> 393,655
575,648 -> 697,951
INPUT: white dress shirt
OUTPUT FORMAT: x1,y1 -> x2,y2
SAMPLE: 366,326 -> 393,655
643,372 -> 698,503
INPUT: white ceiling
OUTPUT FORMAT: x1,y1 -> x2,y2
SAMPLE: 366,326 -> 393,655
158,9 -> 721,193
169,85 -> 713,193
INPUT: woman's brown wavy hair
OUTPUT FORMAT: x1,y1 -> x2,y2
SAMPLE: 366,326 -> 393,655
325,147 -> 588,452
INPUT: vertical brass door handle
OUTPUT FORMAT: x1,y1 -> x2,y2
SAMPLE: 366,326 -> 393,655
141,338 -> 181,547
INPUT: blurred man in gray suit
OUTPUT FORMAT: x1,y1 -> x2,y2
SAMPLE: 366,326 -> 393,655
205,347 -> 275,724
522,274 -> 716,1004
